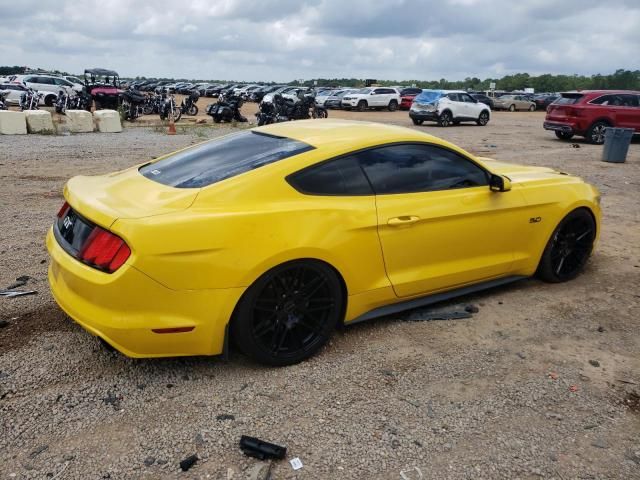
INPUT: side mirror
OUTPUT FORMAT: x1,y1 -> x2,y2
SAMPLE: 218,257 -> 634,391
489,174 -> 511,192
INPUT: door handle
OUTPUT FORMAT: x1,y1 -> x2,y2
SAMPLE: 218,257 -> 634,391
388,215 -> 420,226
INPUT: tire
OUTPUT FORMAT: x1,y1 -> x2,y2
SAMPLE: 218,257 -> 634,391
357,100 -> 367,112
555,131 -> 574,140
528,105 -> 535,112
313,108 -> 328,119
231,260 -> 344,366
586,121 -> 609,145
44,95 -> 55,107
388,100 -> 398,112
508,104 -> 516,112
188,105 -> 198,116
412,118 -> 423,125
477,110 -> 490,126
438,111 -> 452,127
142,105 -> 154,115
536,208 -> 596,283
172,107 -> 182,122
213,115 -> 221,123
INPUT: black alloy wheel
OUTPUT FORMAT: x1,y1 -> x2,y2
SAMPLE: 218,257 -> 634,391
537,209 -> 596,283
232,261 -> 344,366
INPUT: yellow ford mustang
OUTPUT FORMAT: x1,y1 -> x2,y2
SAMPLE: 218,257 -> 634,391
47,120 -> 600,365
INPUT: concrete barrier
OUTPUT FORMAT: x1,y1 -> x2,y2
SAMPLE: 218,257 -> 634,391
24,110 -> 54,134
65,110 -> 94,133
93,110 -> 122,133
0,111 -> 27,135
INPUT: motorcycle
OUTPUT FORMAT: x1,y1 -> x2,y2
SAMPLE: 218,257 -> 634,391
159,89 -> 182,122
19,88 -> 43,111
55,89 -> 93,114
180,90 -> 200,116
256,89 -> 327,126
120,89 -> 147,121
0,90 -> 9,110
206,94 -> 247,123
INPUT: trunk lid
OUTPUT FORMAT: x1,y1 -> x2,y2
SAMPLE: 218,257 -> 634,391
64,167 -> 199,228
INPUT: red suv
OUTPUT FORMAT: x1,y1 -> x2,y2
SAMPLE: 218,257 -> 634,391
544,90 -> 640,144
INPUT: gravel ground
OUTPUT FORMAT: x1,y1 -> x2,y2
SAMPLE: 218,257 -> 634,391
0,110 -> 639,480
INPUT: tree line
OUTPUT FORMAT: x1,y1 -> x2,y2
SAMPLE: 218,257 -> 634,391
2,65 -> 638,92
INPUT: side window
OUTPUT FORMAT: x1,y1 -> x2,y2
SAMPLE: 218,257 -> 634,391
618,94 -> 639,107
590,95 -> 614,105
372,89 -> 383,95
54,78 -> 70,86
288,156 -> 373,196
447,93 -> 460,102
357,144 -> 488,195
461,94 -> 475,103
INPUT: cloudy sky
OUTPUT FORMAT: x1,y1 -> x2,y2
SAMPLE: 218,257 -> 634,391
1,0 -> 639,82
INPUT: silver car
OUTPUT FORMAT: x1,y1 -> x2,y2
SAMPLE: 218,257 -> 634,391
493,94 -> 536,111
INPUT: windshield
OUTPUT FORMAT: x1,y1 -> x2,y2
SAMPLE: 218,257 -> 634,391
499,95 -> 516,100
140,131 -> 315,188
414,90 -> 444,104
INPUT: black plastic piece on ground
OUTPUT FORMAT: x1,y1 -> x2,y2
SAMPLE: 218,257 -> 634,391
239,436 -> 286,460
179,454 -> 198,471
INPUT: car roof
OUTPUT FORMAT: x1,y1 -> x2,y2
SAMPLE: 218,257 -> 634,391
253,119 -> 446,150
561,90 -> 640,95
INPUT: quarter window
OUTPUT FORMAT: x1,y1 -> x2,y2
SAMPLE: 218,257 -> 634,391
357,144 -> 488,194
288,156 -> 372,195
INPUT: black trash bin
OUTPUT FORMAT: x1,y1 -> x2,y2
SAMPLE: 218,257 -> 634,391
602,127 -> 634,163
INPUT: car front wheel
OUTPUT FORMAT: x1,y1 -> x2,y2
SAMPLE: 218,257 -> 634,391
477,111 -> 489,126
232,260 -> 344,366
555,131 -> 574,140
536,208 -> 596,283
357,100 -> 367,112
412,118 -> 424,125
508,104 -> 516,112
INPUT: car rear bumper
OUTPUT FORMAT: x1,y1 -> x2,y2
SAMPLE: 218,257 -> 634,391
46,228 -> 244,358
543,121 -> 575,134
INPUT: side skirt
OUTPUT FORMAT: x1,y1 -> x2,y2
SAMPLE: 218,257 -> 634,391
348,275 -> 527,325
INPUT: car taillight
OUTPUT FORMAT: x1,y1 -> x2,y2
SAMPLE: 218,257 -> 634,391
57,201 -> 70,218
79,226 -> 131,273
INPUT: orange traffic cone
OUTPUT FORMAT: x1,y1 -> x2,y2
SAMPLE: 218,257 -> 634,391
167,111 -> 176,135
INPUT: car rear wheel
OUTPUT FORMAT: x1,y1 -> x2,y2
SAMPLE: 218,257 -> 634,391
232,260 -> 344,366
477,111 -> 489,126
45,95 -> 56,107
528,105 -> 535,111
357,100 -> 367,112
412,118 -> 423,125
388,100 -> 398,111
438,111 -> 452,127
555,131 -> 574,140
508,104 -> 516,112
536,209 -> 596,283
586,121 -> 609,144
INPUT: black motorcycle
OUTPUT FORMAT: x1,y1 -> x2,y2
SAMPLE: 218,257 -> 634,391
256,90 -> 327,126
206,94 -> 247,123
159,90 -> 182,122
0,90 -> 9,110
19,88 -> 43,111
120,89 -> 147,121
180,90 -> 200,116
55,89 -> 92,114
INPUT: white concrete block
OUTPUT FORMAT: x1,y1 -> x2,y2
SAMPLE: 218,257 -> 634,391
24,110 -> 54,133
65,109 -> 94,133
0,110 -> 27,135
93,109 -> 122,133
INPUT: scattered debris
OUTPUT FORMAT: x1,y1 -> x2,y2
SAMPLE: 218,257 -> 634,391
0,320 -> 9,328
569,385 -> 579,392
0,290 -> 37,298
589,360 -> 600,367
5,275 -> 32,290
102,391 -> 122,410
143,456 -> 155,466
623,391 -> 640,413
289,457 -> 303,470
548,372 -> 559,380
400,466 -> 424,480
591,437 -> 609,449
29,445 -> 48,458
571,143 -> 581,148
546,412 -> 563,421
597,326 -> 605,333
179,454 -> 198,471
216,414 -> 235,421
516,352 -> 526,359
240,436 -> 286,461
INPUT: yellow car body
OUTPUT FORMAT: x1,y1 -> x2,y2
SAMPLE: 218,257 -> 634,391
47,119 -> 601,362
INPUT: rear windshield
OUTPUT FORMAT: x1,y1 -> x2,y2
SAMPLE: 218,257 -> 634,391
140,131 -> 314,188
414,90 -> 444,104
555,93 -> 583,105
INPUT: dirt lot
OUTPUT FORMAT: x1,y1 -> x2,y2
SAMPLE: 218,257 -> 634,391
1,107 -> 639,480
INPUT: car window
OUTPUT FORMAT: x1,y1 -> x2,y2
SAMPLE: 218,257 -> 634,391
37,77 -> 55,85
140,131 -> 315,188
618,94 -> 639,107
447,93 -> 460,102
556,94 -> 583,105
357,144 -> 488,195
54,78 -> 70,86
590,94 -> 616,105
288,156 -> 373,196
461,94 -> 476,103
